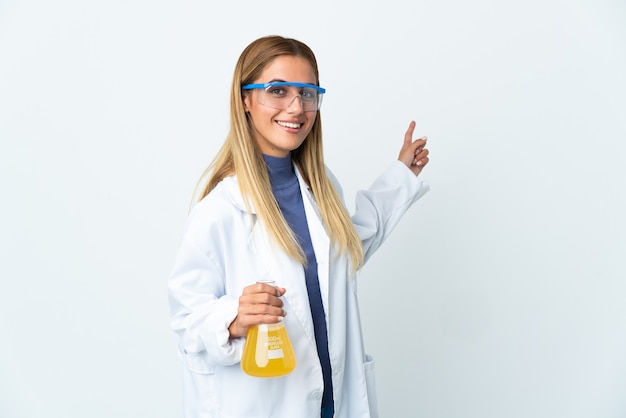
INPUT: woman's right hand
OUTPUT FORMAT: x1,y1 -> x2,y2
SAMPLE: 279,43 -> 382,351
228,282 -> 287,339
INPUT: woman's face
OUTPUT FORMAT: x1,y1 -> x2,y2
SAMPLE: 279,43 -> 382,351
243,55 -> 317,157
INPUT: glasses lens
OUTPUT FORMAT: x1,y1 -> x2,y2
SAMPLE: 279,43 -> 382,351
260,84 -> 322,112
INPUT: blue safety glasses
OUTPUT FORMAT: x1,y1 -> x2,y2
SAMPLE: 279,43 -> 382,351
242,82 -> 326,112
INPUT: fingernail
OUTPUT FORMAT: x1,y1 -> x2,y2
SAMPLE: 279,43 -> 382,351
416,160 -> 423,167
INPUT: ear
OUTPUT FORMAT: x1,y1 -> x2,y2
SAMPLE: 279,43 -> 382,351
242,92 -> 252,112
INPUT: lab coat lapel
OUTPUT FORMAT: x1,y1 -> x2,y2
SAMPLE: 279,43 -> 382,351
247,204 -> 317,348
235,168 -> 332,349
295,167 -> 331,315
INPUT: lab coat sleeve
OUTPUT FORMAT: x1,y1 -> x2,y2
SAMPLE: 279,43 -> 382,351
168,204 -> 245,367
351,160 -> 430,263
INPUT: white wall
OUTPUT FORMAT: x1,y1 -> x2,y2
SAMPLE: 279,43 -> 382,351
1,1 -> 625,417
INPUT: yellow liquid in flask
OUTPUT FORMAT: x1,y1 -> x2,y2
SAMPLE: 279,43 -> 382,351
241,322 -> 296,377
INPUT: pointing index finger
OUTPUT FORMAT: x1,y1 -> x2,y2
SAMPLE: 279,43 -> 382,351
404,120 -> 416,145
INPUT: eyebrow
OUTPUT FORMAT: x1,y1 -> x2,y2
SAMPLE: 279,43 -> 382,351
265,78 -> 317,85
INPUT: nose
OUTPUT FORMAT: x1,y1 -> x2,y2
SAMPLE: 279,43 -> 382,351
285,94 -> 304,113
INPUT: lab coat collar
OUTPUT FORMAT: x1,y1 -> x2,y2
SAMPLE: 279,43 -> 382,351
223,164 -> 331,266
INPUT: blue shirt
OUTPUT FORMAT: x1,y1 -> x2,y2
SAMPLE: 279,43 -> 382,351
263,154 -> 334,410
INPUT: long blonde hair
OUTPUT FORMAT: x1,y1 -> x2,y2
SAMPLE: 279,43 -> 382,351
194,35 -> 364,271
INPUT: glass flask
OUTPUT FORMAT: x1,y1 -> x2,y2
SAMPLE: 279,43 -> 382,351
241,281 -> 296,377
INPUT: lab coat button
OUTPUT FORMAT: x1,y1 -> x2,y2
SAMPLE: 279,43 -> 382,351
310,390 -> 322,400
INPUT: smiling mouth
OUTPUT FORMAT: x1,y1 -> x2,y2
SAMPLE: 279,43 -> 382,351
276,121 -> 303,129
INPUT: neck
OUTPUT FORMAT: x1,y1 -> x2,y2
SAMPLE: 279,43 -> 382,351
263,153 -> 295,188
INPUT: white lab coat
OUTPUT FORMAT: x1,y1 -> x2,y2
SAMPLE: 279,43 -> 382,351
168,160 -> 429,418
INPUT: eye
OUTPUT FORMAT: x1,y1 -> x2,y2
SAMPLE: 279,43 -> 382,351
300,88 -> 317,101
267,87 -> 287,96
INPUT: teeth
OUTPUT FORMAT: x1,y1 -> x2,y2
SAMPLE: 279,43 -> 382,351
277,121 -> 301,129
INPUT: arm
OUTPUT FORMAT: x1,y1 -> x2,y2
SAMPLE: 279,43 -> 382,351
168,198 -> 288,366
352,121 -> 431,263
168,220 -> 243,366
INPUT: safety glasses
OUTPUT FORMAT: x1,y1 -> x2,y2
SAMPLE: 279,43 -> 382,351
242,82 -> 326,112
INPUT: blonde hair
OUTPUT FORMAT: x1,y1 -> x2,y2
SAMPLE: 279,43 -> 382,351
194,35 -> 364,271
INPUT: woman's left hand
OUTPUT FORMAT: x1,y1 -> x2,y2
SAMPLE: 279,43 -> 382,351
398,120 -> 429,176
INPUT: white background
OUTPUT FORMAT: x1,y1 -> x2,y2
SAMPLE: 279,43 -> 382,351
1,0 -> 625,417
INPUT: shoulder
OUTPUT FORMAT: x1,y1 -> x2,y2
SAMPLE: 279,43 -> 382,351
186,176 -> 249,232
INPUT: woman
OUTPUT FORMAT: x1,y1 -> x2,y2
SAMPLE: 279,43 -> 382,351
168,35 -> 430,418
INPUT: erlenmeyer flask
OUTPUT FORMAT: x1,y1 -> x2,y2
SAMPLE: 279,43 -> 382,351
241,281 -> 296,377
